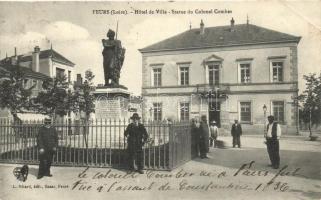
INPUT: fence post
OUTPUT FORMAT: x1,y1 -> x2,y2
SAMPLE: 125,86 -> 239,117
168,122 -> 174,170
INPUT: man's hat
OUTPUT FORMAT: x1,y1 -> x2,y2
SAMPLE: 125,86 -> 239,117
267,115 -> 274,119
44,118 -> 51,124
130,113 -> 141,120
201,115 -> 207,120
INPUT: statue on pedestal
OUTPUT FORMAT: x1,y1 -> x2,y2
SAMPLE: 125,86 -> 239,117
102,29 -> 126,86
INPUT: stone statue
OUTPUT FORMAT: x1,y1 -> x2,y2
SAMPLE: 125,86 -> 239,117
102,29 -> 126,86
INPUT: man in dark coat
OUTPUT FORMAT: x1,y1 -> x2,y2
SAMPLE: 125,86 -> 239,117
199,115 -> 209,158
231,119 -> 242,148
37,118 -> 58,179
191,118 -> 201,157
124,113 -> 148,174
265,115 -> 282,169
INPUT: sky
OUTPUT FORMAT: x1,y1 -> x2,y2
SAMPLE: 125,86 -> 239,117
0,1 -> 320,95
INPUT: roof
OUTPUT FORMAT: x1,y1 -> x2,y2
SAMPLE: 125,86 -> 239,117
1,49 -> 75,67
0,66 -> 10,78
0,64 -> 50,80
140,24 -> 301,53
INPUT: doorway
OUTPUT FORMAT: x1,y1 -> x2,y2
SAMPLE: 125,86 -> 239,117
209,102 -> 221,127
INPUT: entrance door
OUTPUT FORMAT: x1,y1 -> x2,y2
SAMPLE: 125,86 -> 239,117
209,102 -> 221,127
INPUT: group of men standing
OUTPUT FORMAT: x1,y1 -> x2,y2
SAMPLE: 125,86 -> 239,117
191,115 -> 282,169
191,115 -> 211,159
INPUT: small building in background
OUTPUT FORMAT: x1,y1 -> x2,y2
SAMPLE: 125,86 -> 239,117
0,46 -> 75,121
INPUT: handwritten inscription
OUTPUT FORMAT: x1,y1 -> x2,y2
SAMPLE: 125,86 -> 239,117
11,161 -> 302,193
68,161 -> 301,193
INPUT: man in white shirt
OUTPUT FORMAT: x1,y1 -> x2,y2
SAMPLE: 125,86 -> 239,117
265,115 -> 282,169
209,121 -> 219,148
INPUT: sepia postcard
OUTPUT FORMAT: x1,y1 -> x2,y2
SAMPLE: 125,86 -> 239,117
0,1 -> 320,200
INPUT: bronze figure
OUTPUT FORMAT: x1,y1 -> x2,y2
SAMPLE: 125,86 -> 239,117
102,29 -> 125,86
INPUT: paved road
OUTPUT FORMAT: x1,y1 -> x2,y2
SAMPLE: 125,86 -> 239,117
0,135 -> 320,200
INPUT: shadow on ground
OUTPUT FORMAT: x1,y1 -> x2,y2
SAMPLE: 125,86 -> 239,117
28,166 -> 38,177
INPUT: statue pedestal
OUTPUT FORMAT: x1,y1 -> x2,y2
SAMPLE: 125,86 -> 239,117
93,86 -> 131,119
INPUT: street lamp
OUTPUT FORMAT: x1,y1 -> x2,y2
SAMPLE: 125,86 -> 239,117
263,104 -> 267,137
149,107 -> 153,119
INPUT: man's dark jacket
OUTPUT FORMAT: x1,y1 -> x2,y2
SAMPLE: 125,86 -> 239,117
199,121 -> 209,151
124,123 -> 148,151
231,123 -> 242,136
37,126 -> 58,150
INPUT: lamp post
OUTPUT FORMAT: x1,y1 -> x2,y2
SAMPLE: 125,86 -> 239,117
149,107 -> 153,120
263,104 -> 267,137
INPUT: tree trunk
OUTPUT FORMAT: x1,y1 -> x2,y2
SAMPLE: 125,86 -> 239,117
83,117 -> 89,149
11,112 -> 22,143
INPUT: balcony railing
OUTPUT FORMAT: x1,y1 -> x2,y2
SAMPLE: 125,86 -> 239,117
196,84 -> 230,98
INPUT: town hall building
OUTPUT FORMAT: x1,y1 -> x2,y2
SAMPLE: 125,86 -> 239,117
139,18 -> 301,134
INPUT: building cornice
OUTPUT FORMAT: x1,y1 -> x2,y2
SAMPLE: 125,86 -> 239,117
139,40 -> 301,54
142,89 -> 298,97
142,82 -> 298,90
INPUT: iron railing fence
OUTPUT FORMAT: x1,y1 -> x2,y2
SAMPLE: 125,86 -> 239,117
0,119 -> 192,170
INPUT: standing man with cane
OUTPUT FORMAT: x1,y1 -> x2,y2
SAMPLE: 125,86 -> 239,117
124,113 -> 149,174
37,118 -> 58,179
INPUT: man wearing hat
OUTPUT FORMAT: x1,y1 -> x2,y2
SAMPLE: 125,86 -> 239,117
37,118 -> 58,179
209,121 -> 219,148
199,115 -> 210,158
124,113 -> 149,174
231,119 -> 242,148
265,115 -> 282,169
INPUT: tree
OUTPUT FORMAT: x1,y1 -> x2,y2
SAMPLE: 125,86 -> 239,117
297,72 -> 321,138
0,64 -> 36,123
78,70 -> 95,120
72,70 -> 96,148
34,75 -> 70,120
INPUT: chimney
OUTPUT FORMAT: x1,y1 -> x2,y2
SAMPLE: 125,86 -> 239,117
32,46 -> 40,72
200,19 -> 205,35
76,74 -> 83,86
230,17 -> 235,32
11,47 -> 18,65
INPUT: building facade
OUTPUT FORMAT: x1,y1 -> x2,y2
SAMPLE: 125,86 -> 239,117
0,46 -> 75,120
140,19 -> 301,134
0,62 -> 49,120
